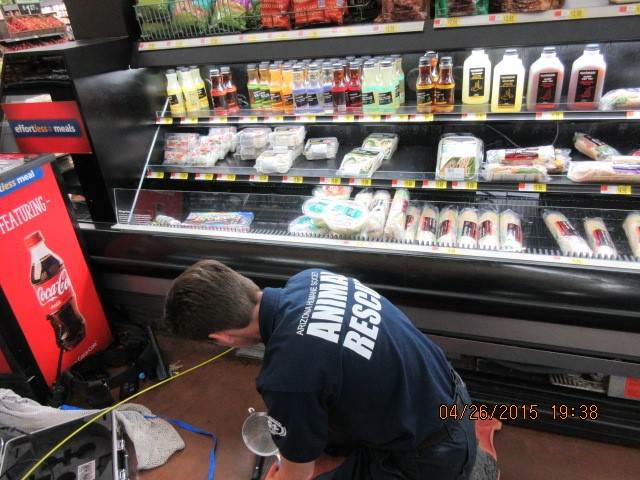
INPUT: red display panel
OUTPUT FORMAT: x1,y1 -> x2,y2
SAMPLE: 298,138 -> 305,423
0,162 -> 111,385
1,101 -> 92,154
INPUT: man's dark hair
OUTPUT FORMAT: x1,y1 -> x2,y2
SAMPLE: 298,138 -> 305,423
164,260 -> 260,339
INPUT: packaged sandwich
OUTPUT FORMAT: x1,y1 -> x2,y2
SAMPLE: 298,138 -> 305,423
457,208 -> 479,248
302,197 -> 335,224
361,133 -> 399,161
623,211 -> 640,258
153,214 -> 181,227
417,204 -> 439,244
237,127 -> 271,148
437,206 -> 458,245
324,200 -> 369,236
313,185 -> 353,199
269,126 -> 306,148
436,134 -> 482,181
573,132 -> 620,160
598,88 -> 640,111
500,209 -> 524,251
303,137 -> 339,160
402,205 -> 421,242
482,164 -> 550,183
354,189 -> 374,209
365,190 -> 391,239
338,148 -> 385,177
583,217 -> 618,257
183,211 -> 254,230
288,215 -> 329,235
478,208 -> 500,249
543,210 -> 592,256
486,145 -> 556,166
383,189 -> 410,240
254,149 -> 296,174
567,161 -> 640,183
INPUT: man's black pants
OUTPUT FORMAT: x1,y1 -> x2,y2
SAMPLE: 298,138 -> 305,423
317,371 -> 477,480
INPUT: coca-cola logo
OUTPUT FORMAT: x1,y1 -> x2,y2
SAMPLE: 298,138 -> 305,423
36,269 -> 71,305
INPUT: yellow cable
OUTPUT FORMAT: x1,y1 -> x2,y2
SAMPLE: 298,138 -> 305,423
20,346 -> 235,480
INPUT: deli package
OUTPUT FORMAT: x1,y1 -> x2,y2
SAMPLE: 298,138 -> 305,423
437,205 -> 458,245
583,217 -> 618,257
457,208 -> 479,248
543,210 -> 592,256
417,204 -> 439,243
623,211 -> 640,258
567,161 -> 640,183
598,88 -> 640,111
436,134 -> 483,181
573,132 -> 620,160
478,208 -> 499,249
366,190 -> 392,239
384,189 -> 410,240
499,209 -> 524,251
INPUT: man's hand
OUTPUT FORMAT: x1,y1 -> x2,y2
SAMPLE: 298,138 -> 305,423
265,458 -> 315,480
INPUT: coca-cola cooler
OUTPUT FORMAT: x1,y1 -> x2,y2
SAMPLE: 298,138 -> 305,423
0,154 -> 112,402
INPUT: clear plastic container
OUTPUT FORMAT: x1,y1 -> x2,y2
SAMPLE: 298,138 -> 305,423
237,128 -> 271,149
235,145 -> 268,161
338,148 -> 385,177
269,126 -> 306,148
303,137 -> 339,160
254,148 -> 296,174
435,134 -> 483,181
361,133 -> 399,160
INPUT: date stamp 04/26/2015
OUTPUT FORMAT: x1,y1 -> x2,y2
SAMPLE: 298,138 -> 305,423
439,403 -> 600,422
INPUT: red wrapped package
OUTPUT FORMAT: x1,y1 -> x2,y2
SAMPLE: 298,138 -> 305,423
262,0 -> 292,29
293,0 -> 345,26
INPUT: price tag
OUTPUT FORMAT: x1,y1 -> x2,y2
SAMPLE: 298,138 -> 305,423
249,175 -> 269,182
207,37 -> 219,46
335,115 -> 355,122
422,180 -> 448,189
502,12 -> 518,23
348,178 -> 372,186
276,32 -> 289,40
570,258 -> 587,266
444,247 -> 459,255
518,183 -> 547,192
410,114 -> 434,122
451,181 -> 477,190
307,30 -> 320,39
461,113 -> 487,121
446,17 -> 460,27
144,43 -> 156,51
195,173 -> 214,181
389,114 -> 409,122
636,3 -> 640,14
320,177 -> 342,185
170,172 -> 189,180
267,115 -> 285,123
600,184 -> 632,195
146,171 -> 164,179
535,111 -> 564,121
283,176 -> 304,184
180,117 -> 198,125
246,34 -> 258,43
239,116 -> 258,123
295,115 -> 316,122
216,174 -> 236,182
383,24 -> 397,34
626,111 -> 640,119
568,8 -> 586,19
361,115 -> 382,122
391,179 -> 416,188
208,116 -> 228,124
157,117 -> 173,125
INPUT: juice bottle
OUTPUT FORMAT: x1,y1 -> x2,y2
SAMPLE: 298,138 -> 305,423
165,69 -> 186,116
426,51 -> 439,83
322,62 -> 334,113
189,65 -> 210,110
209,68 -> 228,115
416,56 -> 434,113
178,67 -> 200,113
306,63 -> 324,113
491,49 -> 525,113
362,60 -> 378,114
434,56 -> 455,113
526,46 -> 565,111
269,63 -> 283,111
281,64 -> 295,115
246,64 -> 260,110
347,61 -> 363,113
293,64 -> 308,115
258,62 -> 271,111
392,54 -> 405,106
567,44 -> 606,110
331,63 -> 347,114
378,60 -> 396,113
462,49 -> 491,105
220,66 -> 239,113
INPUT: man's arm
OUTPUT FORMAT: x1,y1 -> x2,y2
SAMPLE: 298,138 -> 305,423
266,458 -> 315,480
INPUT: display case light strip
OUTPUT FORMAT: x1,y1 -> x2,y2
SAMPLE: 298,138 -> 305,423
113,223 -> 640,272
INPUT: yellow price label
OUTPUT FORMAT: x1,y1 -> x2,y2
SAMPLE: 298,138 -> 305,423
216,174 -> 236,182
446,17 -> 460,27
175,40 -> 185,48
502,13 -> 518,23
157,117 -> 173,125
361,115 -> 382,122
209,116 -> 227,123
208,38 -> 219,45
296,115 -> 316,122
145,43 -> 157,51
170,172 -> 189,180
307,31 -> 320,39
422,180 -> 447,189
239,116 -> 258,123
518,183 -> 547,192
336,115 -> 355,122
626,111 -> 640,119
195,173 -> 214,181
269,116 -> 284,122
410,114 -> 434,122
444,247 -> 459,255
246,35 -> 257,42
320,177 -> 342,185
392,179 -> 416,188
600,184 -> 632,195
535,111 -> 564,121
276,32 -> 288,40
250,175 -> 269,183
283,176 -> 304,184
383,24 -> 397,34
349,178 -> 372,186
389,114 -> 409,122
181,117 -> 198,124
570,258 -> 587,266
461,113 -> 487,121
636,4 -> 640,14
568,8 -> 586,19
452,181 -> 477,190
146,171 -> 164,179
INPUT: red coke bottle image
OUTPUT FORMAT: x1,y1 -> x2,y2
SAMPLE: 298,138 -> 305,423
25,231 -> 86,351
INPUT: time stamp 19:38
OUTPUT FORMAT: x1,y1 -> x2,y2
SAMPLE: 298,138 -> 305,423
439,403 -> 599,421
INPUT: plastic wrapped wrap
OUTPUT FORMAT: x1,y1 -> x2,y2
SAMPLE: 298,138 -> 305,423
416,204 -> 438,244
152,214 -> 181,227
183,211 -> 254,230
361,133 -> 399,161
598,88 -> 640,111
338,148 -> 385,177
238,127 -> 271,148
303,137 -> 339,160
436,134 -> 482,181
500,209 -> 524,251
486,145 -> 556,166
567,161 -> 640,183
354,189 -> 374,208
254,149 -> 296,173
324,200 -> 369,235
482,164 -> 550,182
437,206 -> 458,245
478,208 -> 500,249
269,126 -> 306,148
583,217 -> 618,257
457,208 -> 478,248
288,215 -> 329,235
383,189 -> 410,240
312,185 -> 353,199
543,210 -> 592,256
365,190 -> 391,239
623,211 -> 640,258
573,132 -> 619,160
402,205 -> 421,242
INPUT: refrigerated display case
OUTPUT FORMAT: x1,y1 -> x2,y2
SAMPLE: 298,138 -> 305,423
69,6 -> 640,445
